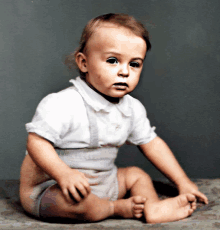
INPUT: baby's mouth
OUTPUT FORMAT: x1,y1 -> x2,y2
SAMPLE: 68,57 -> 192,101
113,82 -> 128,88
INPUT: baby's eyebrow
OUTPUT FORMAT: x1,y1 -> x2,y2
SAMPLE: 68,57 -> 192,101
103,51 -> 121,56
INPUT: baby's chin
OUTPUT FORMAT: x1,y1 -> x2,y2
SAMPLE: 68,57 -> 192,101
89,84 -> 128,102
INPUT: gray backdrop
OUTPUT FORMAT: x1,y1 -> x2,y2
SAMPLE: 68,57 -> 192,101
1,0 -> 220,179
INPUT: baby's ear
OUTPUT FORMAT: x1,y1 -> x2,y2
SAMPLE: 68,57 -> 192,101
75,52 -> 88,73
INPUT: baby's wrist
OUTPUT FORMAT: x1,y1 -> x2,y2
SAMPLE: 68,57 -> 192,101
54,167 -> 73,184
173,176 -> 192,188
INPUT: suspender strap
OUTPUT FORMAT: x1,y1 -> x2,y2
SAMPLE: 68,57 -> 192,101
73,86 -> 99,148
83,102 -> 99,148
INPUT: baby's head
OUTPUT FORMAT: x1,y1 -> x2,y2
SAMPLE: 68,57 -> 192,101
65,13 -> 151,101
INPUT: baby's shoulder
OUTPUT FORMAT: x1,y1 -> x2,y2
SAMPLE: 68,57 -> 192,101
38,86 -> 84,110
58,86 -> 84,103
125,94 -> 146,112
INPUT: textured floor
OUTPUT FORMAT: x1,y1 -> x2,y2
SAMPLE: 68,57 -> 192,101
0,179 -> 220,229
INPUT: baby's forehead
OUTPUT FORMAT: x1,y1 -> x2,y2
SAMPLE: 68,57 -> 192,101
93,22 -> 135,37
85,26 -> 146,58
86,23 -> 142,49
84,21 -> 147,56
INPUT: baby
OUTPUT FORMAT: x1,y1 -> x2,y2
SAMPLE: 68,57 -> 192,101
20,13 -> 208,223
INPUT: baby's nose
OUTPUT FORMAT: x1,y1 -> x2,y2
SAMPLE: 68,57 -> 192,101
118,64 -> 129,77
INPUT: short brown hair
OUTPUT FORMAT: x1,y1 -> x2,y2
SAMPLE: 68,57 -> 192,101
65,13 -> 151,77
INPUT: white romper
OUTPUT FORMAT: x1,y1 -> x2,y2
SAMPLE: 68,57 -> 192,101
25,77 -> 157,217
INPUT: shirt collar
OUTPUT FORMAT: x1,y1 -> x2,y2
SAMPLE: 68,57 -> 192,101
69,77 -> 132,117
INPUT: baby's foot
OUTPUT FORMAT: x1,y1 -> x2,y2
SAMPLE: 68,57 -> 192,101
144,194 -> 196,223
113,196 -> 146,219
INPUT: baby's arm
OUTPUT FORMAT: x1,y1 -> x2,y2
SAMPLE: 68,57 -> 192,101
138,136 -> 208,204
26,133 -> 91,203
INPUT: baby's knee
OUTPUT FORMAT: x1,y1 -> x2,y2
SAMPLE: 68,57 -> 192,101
127,166 -> 150,179
125,166 -> 151,188
125,166 -> 152,186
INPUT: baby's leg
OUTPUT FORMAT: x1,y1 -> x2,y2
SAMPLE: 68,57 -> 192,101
39,168 -> 149,221
116,166 -> 196,223
39,184 -> 114,222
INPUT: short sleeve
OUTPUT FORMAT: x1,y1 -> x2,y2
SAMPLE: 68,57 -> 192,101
25,93 -> 71,145
126,98 -> 157,145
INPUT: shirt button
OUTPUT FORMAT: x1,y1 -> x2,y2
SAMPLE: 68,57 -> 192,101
116,125 -> 120,130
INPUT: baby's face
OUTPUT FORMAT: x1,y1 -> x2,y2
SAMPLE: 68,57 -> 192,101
81,23 -> 146,100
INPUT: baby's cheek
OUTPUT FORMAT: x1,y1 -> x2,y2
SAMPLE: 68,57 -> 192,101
130,78 -> 140,88
104,65 -> 118,75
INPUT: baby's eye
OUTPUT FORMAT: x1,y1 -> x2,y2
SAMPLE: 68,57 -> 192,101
106,57 -> 118,64
130,62 -> 140,68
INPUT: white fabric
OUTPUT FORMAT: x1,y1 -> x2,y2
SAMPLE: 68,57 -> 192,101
25,77 -> 157,148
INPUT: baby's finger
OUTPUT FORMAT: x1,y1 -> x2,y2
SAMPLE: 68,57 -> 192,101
84,173 -> 98,179
76,183 -> 89,198
193,190 -> 208,204
81,180 -> 91,194
82,173 -> 99,186
89,182 -> 99,186
62,188 -> 74,203
69,187 -> 83,202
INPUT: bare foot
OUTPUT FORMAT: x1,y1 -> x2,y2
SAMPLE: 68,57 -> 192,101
113,196 -> 146,219
144,194 -> 196,223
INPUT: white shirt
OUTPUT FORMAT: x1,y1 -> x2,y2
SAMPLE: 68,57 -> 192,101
26,77 -> 157,148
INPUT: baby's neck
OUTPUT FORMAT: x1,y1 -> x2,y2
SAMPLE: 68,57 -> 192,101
86,81 -> 120,104
102,95 -> 120,104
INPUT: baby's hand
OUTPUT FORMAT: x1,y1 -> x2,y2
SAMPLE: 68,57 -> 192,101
177,180 -> 208,204
57,169 -> 96,203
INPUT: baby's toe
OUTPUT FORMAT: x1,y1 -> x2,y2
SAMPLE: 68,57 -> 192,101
188,206 -> 194,216
133,204 -> 144,210
133,196 -> 146,204
186,193 -> 196,202
191,201 -> 197,211
133,210 -> 143,219
134,208 -> 143,213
